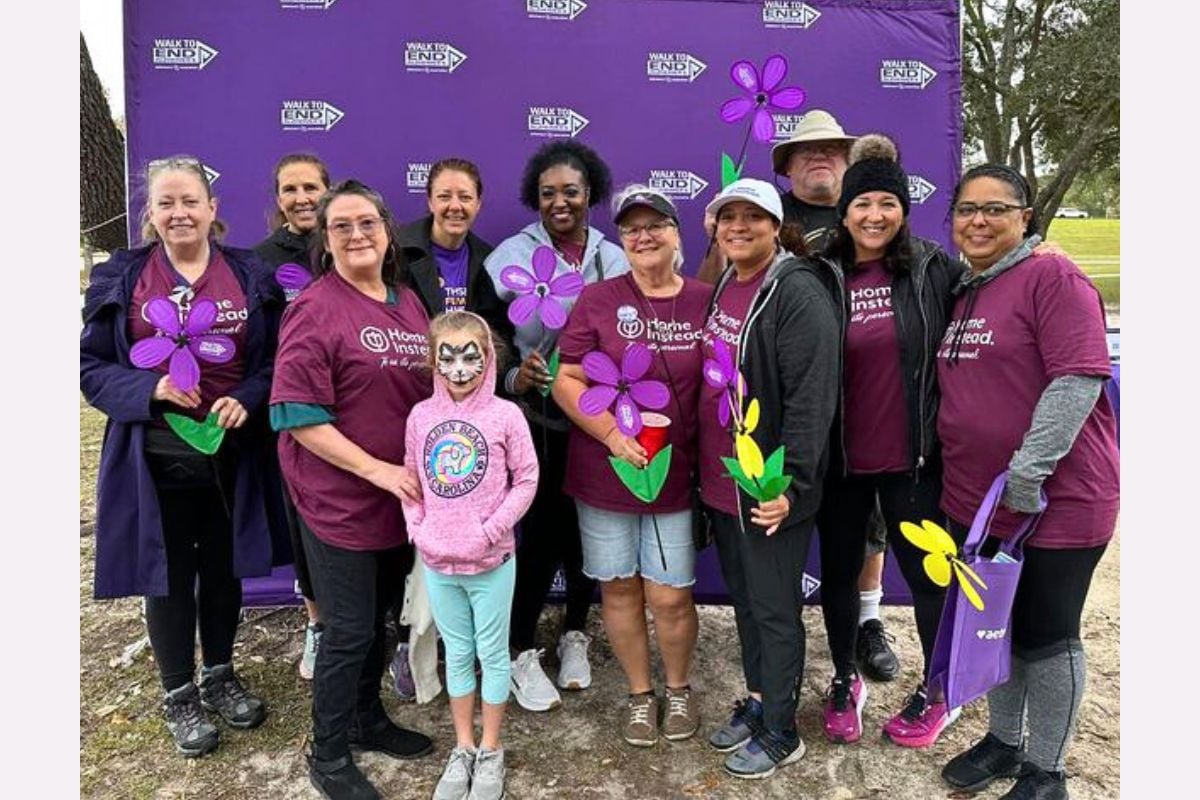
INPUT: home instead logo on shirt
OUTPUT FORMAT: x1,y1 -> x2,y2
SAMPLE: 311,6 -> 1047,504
358,325 -> 429,369
938,317 -> 995,361
152,38 -> 218,71
849,284 -> 893,326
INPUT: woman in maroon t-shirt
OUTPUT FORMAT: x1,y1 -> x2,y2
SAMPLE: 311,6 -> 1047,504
937,165 -> 1118,800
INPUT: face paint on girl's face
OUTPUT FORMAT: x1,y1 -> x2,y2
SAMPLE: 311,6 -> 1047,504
436,329 -> 488,399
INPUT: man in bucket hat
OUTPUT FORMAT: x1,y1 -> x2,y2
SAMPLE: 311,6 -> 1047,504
770,108 -> 857,249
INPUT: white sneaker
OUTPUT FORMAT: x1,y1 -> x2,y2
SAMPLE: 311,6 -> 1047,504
556,631 -> 592,690
510,649 -> 561,711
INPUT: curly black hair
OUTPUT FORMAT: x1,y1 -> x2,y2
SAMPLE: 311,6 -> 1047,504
518,140 -> 613,210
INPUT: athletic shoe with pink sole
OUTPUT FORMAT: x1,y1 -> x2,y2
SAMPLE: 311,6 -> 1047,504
883,686 -> 960,748
822,674 -> 867,744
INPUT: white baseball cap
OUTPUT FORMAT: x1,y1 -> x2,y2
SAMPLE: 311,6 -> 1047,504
704,178 -> 784,225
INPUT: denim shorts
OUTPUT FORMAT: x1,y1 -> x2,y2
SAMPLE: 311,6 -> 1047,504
576,501 -> 695,588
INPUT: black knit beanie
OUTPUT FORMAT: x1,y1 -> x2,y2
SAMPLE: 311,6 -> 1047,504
836,134 -> 910,220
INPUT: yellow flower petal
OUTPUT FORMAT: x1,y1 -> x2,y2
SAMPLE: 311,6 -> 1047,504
922,553 -> 952,587
952,558 -> 988,592
736,433 -> 764,479
744,398 -> 760,433
952,561 -> 987,611
900,521 -> 938,555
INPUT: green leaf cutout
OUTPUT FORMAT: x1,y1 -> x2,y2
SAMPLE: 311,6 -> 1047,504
537,348 -> 560,398
610,445 -> 673,503
164,412 -> 225,455
720,153 -> 743,189
760,474 -> 793,500
721,456 -> 765,502
763,445 -> 787,480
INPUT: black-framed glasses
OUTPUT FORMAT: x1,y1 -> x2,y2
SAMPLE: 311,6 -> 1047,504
328,217 -> 384,240
618,220 -> 676,239
953,202 -> 1026,219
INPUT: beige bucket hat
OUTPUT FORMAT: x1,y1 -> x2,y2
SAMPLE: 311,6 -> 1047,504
770,109 -> 857,176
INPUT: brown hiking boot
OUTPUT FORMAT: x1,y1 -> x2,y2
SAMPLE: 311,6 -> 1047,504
623,692 -> 658,747
662,685 -> 700,741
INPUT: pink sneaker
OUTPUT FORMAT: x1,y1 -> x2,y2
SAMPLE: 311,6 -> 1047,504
883,687 -> 960,748
822,674 -> 867,744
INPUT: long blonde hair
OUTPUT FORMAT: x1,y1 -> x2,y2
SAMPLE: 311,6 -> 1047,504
139,156 -> 228,244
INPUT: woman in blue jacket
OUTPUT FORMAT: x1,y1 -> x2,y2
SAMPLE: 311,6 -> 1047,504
80,156 -> 287,758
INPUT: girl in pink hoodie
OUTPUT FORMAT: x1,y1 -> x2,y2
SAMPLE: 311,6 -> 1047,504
402,311 -> 538,800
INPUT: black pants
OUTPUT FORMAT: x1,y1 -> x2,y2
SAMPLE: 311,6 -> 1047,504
816,470 -> 955,679
143,437 -> 242,692
948,519 -> 1106,661
300,517 -> 413,760
282,489 -> 315,602
509,422 -> 593,651
711,507 -> 815,733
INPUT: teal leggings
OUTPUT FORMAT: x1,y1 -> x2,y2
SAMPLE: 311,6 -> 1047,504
423,557 -> 516,705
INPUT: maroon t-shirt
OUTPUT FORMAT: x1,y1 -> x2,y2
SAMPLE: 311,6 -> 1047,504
843,260 -> 910,474
936,252 -> 1119,548
698,268 -> 768,514
557,274 -> 709,513
128,245 -> 247,420
272,272 -> 433,550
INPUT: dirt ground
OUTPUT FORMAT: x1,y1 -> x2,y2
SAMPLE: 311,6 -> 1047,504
79,403 -> 1120,799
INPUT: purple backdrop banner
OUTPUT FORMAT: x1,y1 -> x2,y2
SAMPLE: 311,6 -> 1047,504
123,0 -> 963,607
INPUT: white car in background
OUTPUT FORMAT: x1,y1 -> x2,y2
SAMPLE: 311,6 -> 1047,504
1054,207 -> 1090,219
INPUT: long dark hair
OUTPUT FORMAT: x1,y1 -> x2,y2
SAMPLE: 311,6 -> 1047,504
822,219 -> 914,275
951,163 -> 1040,238
310,179 -> 409,289
266,152 -> 331,232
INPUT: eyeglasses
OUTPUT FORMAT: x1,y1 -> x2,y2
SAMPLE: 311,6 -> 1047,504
953,202 -> 1026,219
328,217 -> 384,240
618,220 -> 676,239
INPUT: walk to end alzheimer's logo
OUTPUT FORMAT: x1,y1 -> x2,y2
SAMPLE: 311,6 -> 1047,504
762,1 -> 821,30
908,175 -> 937,204
880,60 -> 938,89
938,317 -> 995,361
528,106 -> 589,138
279,0 -> 337,9
152,39 -> 218,71
404,42 -> 468,74
407,162 -> 432,194
648,170 -> 709,200
647,52 -> 707,83
281,101 -> 345,132
527,0 -> 588,20
772,114 -> 808,143
202,165 -> 221,186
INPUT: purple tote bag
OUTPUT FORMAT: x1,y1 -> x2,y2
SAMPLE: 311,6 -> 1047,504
927,473 -> 1046,710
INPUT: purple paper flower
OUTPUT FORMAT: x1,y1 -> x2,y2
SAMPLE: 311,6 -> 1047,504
499,245 -> 584,330
130,297 -> 236,392
578,343 -> 670,437
720,54 -> 806,143
702,339 -> 746,428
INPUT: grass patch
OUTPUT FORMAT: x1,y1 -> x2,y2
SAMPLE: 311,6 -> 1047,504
1047,218 -> 1120,309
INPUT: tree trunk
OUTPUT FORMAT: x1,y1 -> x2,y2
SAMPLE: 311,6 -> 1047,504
80,33 -> 128,254
1035,96 -> 1119,235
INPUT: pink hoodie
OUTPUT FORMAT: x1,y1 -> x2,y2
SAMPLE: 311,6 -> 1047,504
402,352 -> 539,575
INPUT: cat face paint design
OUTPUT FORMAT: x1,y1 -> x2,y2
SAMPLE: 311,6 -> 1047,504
437,339 -> 485,389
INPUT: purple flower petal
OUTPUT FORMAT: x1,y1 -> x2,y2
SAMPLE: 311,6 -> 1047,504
275,263 -> 312,291
184,299 -> 219,336
579,385 -> 619,417
614,393 -> 642,437
628,379 -> 670,410
168,347 -> 201,392
507,293 -> 540,326
761,54 -> 788,93
729,60 -> 760,93
769,86 -> 807,111
752,107 -> 776,143
714,339 -> 735,378
703,358 -> 728,389
189,335 -> 236,364
539,297 -> 568,330
620,343 -> 653,382
499,265 -> 536,294
717,396 -> 731,429
548,271 -> 584,299
582,351 -> 621,386
130,336 -> 178,369
532,246 -> 558,283
145,297 -> 182,336
720,96 -> 755,124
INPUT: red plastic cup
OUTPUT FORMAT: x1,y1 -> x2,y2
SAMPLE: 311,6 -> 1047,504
635,412 -> 672,461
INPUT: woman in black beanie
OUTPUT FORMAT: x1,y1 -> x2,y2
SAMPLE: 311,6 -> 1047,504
808,135 -> 968,748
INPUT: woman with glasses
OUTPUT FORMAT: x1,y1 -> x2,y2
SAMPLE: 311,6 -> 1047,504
81,155 -> 286,758
484,140 -> 629,714
806,135 -> 967,748
937,165 -> 1118,800
551,186 -> 709,746
271,180 -> 435,799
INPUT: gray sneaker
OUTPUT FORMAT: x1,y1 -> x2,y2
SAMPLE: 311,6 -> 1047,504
433,747 -> 475,800
467,747 -> 506,800
163,682 -> 219,758
623,693 -> 659,747
709,696 -> 763,752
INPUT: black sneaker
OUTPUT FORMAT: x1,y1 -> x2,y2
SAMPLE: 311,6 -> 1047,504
308,754 -> 381,800
999,767 -> 1068,800
199,663 -> 267,729
348,717 -> 434,760
942,733 -> 1027,792
163,682 -> 219,758
855,619 -> 900,681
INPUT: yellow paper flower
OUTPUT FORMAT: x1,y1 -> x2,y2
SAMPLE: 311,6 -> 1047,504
734,398 -> 764,479
899,519 -> 989,611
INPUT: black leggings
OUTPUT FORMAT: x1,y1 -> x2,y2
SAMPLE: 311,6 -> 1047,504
816,470 -> 957,679
143,442 -> 242,692
509,422 -> 593,651
282,488 -> 315,602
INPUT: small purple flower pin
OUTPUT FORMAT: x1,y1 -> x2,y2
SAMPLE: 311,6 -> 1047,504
702,339 -> 746,428
578,343 -> 670,437
499,245 -> 584,330
720,54 -> 807,143
130,297 -> 236,392
275,262 -> 312,300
